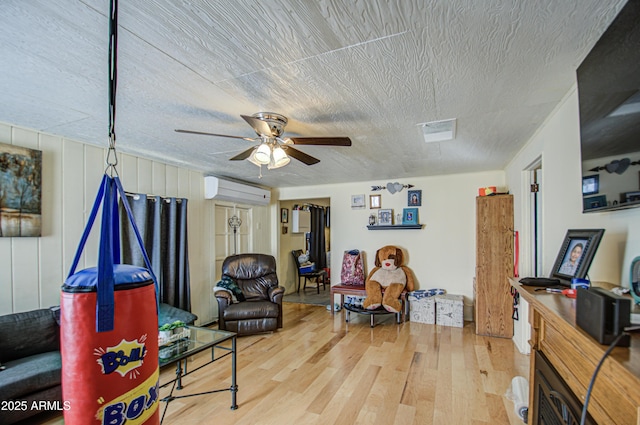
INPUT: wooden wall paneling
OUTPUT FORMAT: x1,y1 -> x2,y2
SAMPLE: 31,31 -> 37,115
61,140 -> 85,287
475,195 -> 514,338
39,133 -> 64,307
11,128 -> 40,312
82,145 -> 106,269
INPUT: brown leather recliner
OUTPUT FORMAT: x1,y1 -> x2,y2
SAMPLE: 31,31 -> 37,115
215,254 -> 285,336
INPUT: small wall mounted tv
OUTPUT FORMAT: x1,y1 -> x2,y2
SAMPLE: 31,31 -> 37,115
577,0 -> 640,213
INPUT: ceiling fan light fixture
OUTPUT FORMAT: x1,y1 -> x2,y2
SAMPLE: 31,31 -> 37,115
254,143 -> 271,164
268,156 -> 290,169
271,146 -> 290,168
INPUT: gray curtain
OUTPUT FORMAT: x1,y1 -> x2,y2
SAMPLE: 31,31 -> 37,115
309,206 -> 326,270
120,193 -> 191,311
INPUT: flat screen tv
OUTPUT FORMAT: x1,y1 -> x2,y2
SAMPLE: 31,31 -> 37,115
577,0 -> 640,213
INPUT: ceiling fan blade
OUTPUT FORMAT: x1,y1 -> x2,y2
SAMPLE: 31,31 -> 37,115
284,146 -> 320,165
241,115 -> 274,137
175,129 -> 255,142
229,146 -> 256,161
289,137 -> 352,146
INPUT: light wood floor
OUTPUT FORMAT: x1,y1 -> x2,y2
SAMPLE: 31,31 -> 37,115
40,302 -> 529,425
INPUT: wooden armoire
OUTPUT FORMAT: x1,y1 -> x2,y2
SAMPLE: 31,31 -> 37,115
475,194 -> 514,338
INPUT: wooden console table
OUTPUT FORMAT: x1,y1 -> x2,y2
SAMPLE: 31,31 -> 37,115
510,278 -> 640,424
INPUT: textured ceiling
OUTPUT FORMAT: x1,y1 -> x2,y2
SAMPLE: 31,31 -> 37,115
0,0 -> 627,188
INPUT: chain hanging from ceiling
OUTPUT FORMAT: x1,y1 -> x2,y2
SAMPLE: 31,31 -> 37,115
105,0 -> 119,176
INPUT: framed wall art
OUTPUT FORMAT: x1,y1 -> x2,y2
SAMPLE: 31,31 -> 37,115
378,209 -> 393,225
0,142 -> 42,237
408,190 -> 422,206
281,208 -> 288,223
351,194 -> 365,209
370,194 -> 381,209
402,208 -> 419,225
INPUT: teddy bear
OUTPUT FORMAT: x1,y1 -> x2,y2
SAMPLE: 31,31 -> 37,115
363,245 -> 415,312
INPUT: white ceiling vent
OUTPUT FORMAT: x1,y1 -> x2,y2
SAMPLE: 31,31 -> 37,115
418,118 -> 457,143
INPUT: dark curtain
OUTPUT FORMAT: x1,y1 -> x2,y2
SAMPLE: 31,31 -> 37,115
120,193 -> 191,311
309,206 -> 326,270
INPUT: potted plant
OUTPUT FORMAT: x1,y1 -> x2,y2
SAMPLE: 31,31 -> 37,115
159,320 -> 189,345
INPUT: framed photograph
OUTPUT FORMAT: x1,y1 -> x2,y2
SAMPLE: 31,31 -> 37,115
550,229 -> 605,283
582,174 -> 599,195
402,208 -> 419,225
622,191 -> 640,203
280,208 -> 288,223
408,190 -> 422,206
583,195 -> 606,211
370,194 -> 381,209
378,209 -> 393,225
0,142 -> 42,237
351,194 -> 365,209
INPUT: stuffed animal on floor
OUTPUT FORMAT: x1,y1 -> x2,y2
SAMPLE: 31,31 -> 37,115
363,245 -> 415,312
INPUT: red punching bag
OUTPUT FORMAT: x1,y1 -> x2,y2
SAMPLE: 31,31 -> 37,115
60,175 -> 160,424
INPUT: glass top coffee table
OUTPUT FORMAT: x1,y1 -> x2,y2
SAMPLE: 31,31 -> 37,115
159,326 -> 237,423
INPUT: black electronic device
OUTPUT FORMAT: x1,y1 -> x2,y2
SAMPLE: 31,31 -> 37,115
576,287 -> 631,346
519,277 -> 562,287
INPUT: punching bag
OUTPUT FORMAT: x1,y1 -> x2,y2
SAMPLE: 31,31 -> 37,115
60,175 -> 160,425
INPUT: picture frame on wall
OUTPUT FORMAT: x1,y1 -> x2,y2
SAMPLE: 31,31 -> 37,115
370,194 -> 381,209
402,208 -> 419,225
351,194 -> 365,209
408,190 -> 422,206
280,208 -> 288,223
0,142 -> 42,237
378,209 -> 393,225
582,174 -> 599,196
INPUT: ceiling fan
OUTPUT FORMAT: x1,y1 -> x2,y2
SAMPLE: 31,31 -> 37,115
175,112 -> 351,168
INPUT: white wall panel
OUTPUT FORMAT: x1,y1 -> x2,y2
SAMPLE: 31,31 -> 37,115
11,127 -> 40,312
39,133 -> 64,307
177,168 -> 190,199
165,165 -> 178,198
137,158 -> 153,195
61,139 -> 85,288
119,153 -> 139,191
151,162 -> 166,195
0,127 -> 17,312
83,146 -> 105,269
0,126 -> 11,312
0,239 -> 11,312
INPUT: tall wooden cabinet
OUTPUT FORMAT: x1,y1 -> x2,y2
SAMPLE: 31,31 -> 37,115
475,195 -> 514,338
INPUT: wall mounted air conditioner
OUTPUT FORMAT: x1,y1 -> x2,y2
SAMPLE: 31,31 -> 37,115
204,176 -> 271,206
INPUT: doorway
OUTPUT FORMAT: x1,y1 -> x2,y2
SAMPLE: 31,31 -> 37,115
280,198 -> 331,307
513,158 -> 542,354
